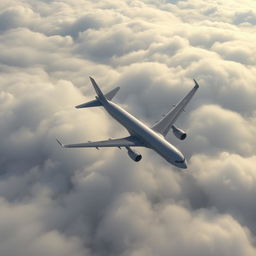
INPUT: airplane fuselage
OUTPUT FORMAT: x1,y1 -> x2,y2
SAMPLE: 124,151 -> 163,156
101,99 -> 187,168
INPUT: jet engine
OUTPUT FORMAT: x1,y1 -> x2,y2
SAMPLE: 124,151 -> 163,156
126,147 -> 142,162
172,125 -> 187,140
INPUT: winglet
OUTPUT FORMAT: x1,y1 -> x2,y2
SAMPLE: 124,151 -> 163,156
193,79 -> 200,89
56,139 -> 64,148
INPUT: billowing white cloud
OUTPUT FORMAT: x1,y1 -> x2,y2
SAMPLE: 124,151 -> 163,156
180,104 -> 256,156
97,193 -> 256,256
190,153 -> 256,232
0,0 -> 256,255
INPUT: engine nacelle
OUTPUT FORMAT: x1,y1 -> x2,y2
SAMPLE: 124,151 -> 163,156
172,125 -> 187,140
127,147 -> 142,162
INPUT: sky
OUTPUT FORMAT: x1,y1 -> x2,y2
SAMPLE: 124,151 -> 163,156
0,0 -> 256,255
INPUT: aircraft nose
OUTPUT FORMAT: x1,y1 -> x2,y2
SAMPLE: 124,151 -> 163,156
171,148 -> 187,169
180,159 -> 187,169
174,158 -> 187,169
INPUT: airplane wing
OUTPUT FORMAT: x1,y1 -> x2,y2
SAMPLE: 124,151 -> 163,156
152,79 -> 199,137
56,135 -> 145,148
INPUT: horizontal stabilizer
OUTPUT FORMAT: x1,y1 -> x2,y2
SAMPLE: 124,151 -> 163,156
105,86 -> 120,100
75,99 -> 101,108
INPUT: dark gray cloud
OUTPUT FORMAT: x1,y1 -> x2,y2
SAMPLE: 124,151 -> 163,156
1,0 -> 256,255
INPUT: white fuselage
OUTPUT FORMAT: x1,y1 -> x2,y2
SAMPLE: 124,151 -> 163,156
102,99 -> 187,168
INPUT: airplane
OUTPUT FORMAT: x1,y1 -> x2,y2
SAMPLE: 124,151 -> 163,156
57,77 -> 199,169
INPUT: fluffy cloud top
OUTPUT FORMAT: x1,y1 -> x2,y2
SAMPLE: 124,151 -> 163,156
0,0 -> 256,255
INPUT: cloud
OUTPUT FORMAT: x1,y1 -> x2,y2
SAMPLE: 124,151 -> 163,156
190,153 -> 256,233
179,104 -> 256,157
212,40 -> 256,65
0,197 -> 86,256
97,193 -> 256,256
0,6 -> 38,32
0,0 -> 256,255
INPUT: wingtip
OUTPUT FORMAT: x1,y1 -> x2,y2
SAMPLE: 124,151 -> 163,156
56,138 -> 64,147
193,79 -> 200,88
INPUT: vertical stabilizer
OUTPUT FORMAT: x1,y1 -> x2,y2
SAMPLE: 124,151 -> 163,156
89,77 -> 106,102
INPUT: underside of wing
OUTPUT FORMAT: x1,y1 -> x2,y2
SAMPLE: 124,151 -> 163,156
152,79 -> 199,137
57,135 -> 145,148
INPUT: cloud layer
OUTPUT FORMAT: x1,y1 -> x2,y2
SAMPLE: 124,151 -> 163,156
1,0 -> 256,255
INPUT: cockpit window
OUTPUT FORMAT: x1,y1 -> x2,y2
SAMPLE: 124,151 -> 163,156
175,158 -> 185,164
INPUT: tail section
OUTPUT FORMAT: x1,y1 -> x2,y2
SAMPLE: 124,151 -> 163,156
75,99 -> 101,108
75,77 -> 120,109
89,77 -> 106,102
105,86 -> 120,100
